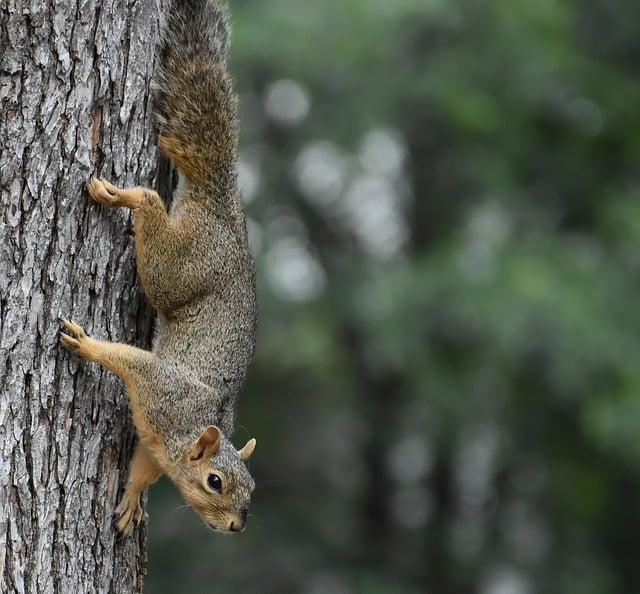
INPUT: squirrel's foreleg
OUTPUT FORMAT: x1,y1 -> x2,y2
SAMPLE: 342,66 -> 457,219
60,320 -> 162,441
60,319 -> 153,383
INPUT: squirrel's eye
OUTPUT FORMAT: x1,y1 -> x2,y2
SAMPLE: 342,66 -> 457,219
207,474 -> 222,493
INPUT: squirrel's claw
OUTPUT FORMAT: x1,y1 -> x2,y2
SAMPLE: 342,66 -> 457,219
59,332 -> 79,352
87,177 -> 144,210
87,176 -> 119,207
59,319 -> 95,361
115,494 -> 143,535
59,319 -> 86,353
61,318 -> 86,338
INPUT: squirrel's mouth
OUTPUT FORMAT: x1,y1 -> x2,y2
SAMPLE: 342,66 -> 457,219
205,520 -> 243,534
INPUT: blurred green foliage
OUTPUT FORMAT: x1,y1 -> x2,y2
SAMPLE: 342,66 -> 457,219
146,0 -> 640,592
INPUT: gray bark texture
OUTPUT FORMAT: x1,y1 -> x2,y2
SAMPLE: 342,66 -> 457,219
0,0 -> 167,592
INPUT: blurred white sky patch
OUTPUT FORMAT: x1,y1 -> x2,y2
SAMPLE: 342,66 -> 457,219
386,434 -> 433,485
246,216 -> 263,256
265,79 -> 311,126
466,201 -> 511,247
457,201 -> 511,283
293,127 -> 411,260
481,566 -> 532,594
238,155 -> 261,205
294,141 -> 348,207
454,423 -> 499,511
266,236 -> 326,302
343,174 -> 408,259
359,127 -> 407,178
266,209 -> 309,241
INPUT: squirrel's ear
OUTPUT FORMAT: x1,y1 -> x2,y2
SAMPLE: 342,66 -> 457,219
237,438 -> 256,461
189,426 -> 221,462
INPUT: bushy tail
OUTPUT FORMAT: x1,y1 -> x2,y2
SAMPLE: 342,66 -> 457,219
156,0 -> 238,194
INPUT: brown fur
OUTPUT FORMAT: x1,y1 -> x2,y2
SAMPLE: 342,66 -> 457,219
60,0 -> 257,535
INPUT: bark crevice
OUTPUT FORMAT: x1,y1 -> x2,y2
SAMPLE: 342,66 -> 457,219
1,1 -> 166,592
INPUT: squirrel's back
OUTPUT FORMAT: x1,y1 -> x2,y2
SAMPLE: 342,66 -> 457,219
152,0 -> 257,409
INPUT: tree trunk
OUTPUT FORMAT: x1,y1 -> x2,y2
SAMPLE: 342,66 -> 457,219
0,1 -> 165,592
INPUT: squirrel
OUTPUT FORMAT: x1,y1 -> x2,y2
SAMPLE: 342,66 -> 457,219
60,0 -> 257,535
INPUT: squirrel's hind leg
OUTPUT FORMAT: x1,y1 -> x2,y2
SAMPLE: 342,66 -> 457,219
86,176 -> 205,314
115,442 -> 163,535
87,177 -> 148,210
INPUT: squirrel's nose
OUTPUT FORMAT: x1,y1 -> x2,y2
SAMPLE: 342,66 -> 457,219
229,510 -> 248,532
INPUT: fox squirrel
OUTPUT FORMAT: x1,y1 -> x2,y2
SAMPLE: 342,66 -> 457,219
60,0 -> 257,535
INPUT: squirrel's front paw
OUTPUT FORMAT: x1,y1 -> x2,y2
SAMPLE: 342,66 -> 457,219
115,493 -> 143,535
59,319 -> 97,361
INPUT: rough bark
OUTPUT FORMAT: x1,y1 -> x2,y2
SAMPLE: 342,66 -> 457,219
0,1 -> 165,592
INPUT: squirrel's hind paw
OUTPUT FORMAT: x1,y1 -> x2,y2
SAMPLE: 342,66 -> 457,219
87,177 -> 120,206
87,177 -> 145,210
115,494 -> 143,535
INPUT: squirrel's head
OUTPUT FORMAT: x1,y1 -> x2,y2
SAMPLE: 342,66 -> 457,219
175,426 -> 256,533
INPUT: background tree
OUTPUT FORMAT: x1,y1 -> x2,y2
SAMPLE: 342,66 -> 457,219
0,1 -> 167,591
